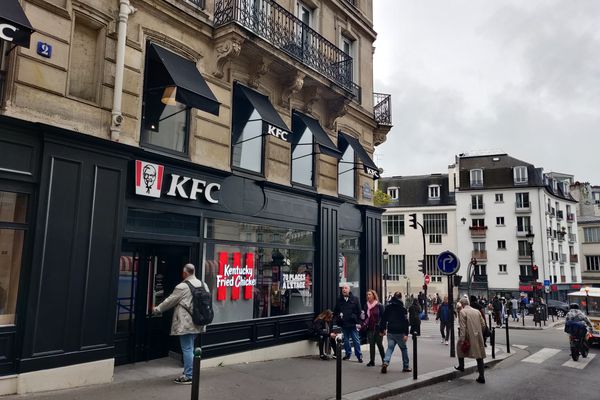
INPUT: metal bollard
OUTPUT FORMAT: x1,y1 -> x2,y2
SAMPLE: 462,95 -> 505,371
336,335 -> 343,400
505,316 -> 510,353
412,333 -> 417,380
491,328 -> 495,359
190,347 -> 202,400
522,309 -> 525,327
488,312 -> 492,329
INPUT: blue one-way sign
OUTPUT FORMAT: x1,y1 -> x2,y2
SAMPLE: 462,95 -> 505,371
436,251 -> 460,275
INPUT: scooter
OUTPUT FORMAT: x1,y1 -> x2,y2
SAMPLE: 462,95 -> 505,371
570,331 -> 589,361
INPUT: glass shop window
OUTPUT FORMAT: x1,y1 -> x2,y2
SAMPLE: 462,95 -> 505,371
291,123 -> 314,187
232,87 -> 264,174
0,191 -> 28,325
338,144 -> 355,198
338,234 -> 360,297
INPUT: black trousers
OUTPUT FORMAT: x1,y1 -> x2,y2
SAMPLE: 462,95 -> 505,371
458,357 -> 485,378
440,321 -> 450,340
318,335 -> 336,356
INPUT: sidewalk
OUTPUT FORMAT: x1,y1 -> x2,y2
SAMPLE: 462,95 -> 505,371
7,320 -> 513,400
498,314 -> 564,330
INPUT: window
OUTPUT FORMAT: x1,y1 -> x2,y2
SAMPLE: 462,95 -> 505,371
586,256 -> 600,271
514,166 -> 528,184
516,216 -> 531,232
291,121 -> 314,186
338,140 -> 355,197
425,255 -> 440,276
472,218 -> 485,228
296,1 -> 313,26
583,227 -> 600,243
520,265 -> 532,276
202,219 -> 314,323
518,240 -> 531,257
498,240 -> 506,249
470,169 -> 483,187
594,192 -> 600,204
429,235 -> 442,244
496,217 -> 505,226
0,191 -> 28,325
474,264 -> 487,275
69,15 -> 104,102
499,264 -> 507,273
428,185 -> 440,199
473,242 -> 486,251
387,255 -> 405,280
341,34 -> 357,83
383,215 -> 404,244
495,193 -> 504,202
423,213 -> 448,234
471,194 -> 484,210
339,234 -> 361,295
387,187 -> 398,200
516,192 -> 530,208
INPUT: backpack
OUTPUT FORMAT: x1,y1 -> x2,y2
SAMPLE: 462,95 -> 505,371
184,281 -> 214,326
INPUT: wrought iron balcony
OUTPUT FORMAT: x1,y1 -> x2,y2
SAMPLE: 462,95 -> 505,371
342,0 -> 357,6
374,93 -> 392,126
214,0 -> 360,98
469,226 -> 487,237
472,250 -> 487,260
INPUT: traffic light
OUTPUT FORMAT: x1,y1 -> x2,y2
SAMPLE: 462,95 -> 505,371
417,259 -> 424,274
409,213 -> 417,229
422,284 -> 427,290
533,265 -> 539,280
453,275 -> 463,286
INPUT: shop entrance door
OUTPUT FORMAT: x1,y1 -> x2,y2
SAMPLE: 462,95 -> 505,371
114,243 -> 192,365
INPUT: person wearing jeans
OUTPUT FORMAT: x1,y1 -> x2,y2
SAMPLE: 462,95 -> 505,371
179,333 -> 197,379
379,291 -> 411,373
334,284 -> 363,362
436,296 -> 451,344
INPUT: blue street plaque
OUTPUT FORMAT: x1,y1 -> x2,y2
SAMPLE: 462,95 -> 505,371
544,279 -> 550,287
37,42 -> 52,58
436,251 -> 460,275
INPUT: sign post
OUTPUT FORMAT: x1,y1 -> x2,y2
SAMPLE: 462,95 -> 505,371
436,251 -> 461,358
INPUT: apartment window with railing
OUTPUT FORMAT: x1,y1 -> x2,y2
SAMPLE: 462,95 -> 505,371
513,166 -> 528,184
516,192 -> 530,208
518,240 -> 531,257
583,227 -> 600,243
520,265 -> 532,276
472,218 -> 485,228
474,264 -> 487,276
383,215 -> 404,244
471,194 -> 483,210
517,216 -> 531,233
388,255 -> 405,280
341,34 -> 357,86
586,256 -> 600,271
473,242 -> 486,252
470,169 -> 483,187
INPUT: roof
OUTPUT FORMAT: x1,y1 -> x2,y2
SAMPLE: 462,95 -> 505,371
379,174 -> 455,207
457,153 -> 533,171
577,216 -> 600,224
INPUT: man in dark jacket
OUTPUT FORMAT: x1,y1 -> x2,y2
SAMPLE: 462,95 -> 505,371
333,284 -> 363,362
436,296 -> 451,344
379,292 -> 411,373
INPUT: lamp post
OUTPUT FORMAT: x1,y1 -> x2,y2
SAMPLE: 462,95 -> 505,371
383,249 -> 389,304
525,230 -> 535,300
585,286 -> 590,315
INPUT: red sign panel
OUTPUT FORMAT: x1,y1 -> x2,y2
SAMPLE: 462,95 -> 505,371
519,285 -> 533,291
424,275 -> 430,285
571,284 -> 581,289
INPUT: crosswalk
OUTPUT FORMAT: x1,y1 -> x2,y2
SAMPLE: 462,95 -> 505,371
517,346 -> 597,370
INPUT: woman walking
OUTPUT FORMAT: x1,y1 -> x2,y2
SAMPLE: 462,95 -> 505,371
408,298 -> 422,336
363,289 -> 385,366
455,297 -> 487,383
313,310 -> 336,360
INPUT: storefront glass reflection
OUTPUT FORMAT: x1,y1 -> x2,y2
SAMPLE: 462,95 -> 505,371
339,234 -> 360,296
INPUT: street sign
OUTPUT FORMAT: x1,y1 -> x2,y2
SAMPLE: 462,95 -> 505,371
544,279 -> 550,287
436,251 -> 460,275
424,274 -> 430,285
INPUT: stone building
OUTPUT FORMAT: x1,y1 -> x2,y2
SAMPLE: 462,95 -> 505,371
570,182 -> 600,288
0,0 -> 392,393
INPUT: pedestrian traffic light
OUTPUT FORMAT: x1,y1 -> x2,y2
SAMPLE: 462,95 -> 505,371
533,265 -> 539,280
417,259 -> 424,274
422,284 -> 427,290
453,275 -> 463,286
409,213 -> 417,229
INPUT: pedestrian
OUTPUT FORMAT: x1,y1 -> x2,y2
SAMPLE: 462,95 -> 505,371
363,289 -> 385,366
408,298 -> 422,336
470,295 -> 489,347
334,284 -> 363,362
492,296 -> 501,326
454,297 -> 487,384
379,291 -> 411,373
510,296 -> 519,322
152,263 -> 209,384
312,309 -> 336,360
436,296 -> 451,344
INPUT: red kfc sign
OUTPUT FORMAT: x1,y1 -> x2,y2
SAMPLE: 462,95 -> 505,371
216,252 -> 256,301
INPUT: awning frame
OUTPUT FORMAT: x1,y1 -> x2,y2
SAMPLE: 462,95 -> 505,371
338,132 -> 381,179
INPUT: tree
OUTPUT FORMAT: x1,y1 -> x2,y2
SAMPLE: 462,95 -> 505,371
373,189 -> 391,207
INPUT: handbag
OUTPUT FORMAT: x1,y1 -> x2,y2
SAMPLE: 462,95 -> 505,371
483,325 -> 491,338
460,338 -> 471,353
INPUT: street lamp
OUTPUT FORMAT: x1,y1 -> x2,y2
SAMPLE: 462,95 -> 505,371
525,230 -> 535,300
585,286 -> 590,315
383,249 -> 389,304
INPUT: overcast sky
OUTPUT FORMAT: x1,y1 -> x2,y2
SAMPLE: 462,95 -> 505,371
372,0 -> 600,183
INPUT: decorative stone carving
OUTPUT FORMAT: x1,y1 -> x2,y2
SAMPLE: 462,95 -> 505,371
247,57 -> 272,89
280,71 -> 305,107
303,86 -> 321,114
373,131 -> 387,146
214,37 -> 244,79
326,98 -> 350,130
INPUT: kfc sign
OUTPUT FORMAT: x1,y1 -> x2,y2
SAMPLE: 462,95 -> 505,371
135,160 -> 221,204
264,123 -> 290,142
364,166 -> 380,179
0,24 -> 17,42
216,252 -> 256,301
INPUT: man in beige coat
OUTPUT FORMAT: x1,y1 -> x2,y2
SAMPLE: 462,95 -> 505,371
153,263 -> 208,384
454,297 -> 487,383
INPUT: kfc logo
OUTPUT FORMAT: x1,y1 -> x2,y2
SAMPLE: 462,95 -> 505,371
135,160 -> 164,198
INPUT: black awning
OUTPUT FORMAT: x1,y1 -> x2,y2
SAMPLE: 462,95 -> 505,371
149,43 -> 220,116
339,132 -> 380,179
293,111 -> 342,159
235,83 -> 291,142
1,0 -> 35,48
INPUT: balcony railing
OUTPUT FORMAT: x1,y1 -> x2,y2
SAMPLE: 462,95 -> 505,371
472,250 -> 487,260
570,254 -> 578,263
469,226 -> 488,237
214,0 -> 360,98
374,93 -> 392,126
515,202 -> 531,212
519,275 -> 535,283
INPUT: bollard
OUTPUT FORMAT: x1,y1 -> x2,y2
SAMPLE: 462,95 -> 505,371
190,347 -> 202,400
336,335 -> 343,400
488,312 -> 492,330
412,333 -> 417,380
522,308 -> 525,327
491,328 -> 495,359
505,316 -> 510,353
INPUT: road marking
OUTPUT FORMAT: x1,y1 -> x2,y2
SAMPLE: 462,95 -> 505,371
513,345 -> 528,349
562,353 -> 596,369
522,348 -> 561,364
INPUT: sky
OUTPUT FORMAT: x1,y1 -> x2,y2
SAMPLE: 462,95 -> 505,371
372,0 -> 600,183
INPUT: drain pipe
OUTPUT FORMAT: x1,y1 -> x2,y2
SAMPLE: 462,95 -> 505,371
110,0 -> 136,141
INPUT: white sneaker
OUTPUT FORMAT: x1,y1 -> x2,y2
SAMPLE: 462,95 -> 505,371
445,341 -> 449,345
441,338 -> 445,344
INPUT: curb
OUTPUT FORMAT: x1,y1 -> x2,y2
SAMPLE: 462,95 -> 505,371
504,320 -> 563,331
329,352 -> 513,400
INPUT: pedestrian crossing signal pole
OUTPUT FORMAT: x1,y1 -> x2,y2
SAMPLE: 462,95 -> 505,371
448,275 -> 455,358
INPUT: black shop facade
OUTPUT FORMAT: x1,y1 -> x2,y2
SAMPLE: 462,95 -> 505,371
0,115 -> 383,384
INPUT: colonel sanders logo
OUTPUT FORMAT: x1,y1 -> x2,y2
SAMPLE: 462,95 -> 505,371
135,160 -> 164,198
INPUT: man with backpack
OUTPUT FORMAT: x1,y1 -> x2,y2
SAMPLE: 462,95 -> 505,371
153,263 -> 211,384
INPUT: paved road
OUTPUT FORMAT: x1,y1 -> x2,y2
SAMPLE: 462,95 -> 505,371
386,322 -> 599,400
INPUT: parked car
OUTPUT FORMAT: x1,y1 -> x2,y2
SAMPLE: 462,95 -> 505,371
524,299 -> 568,317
